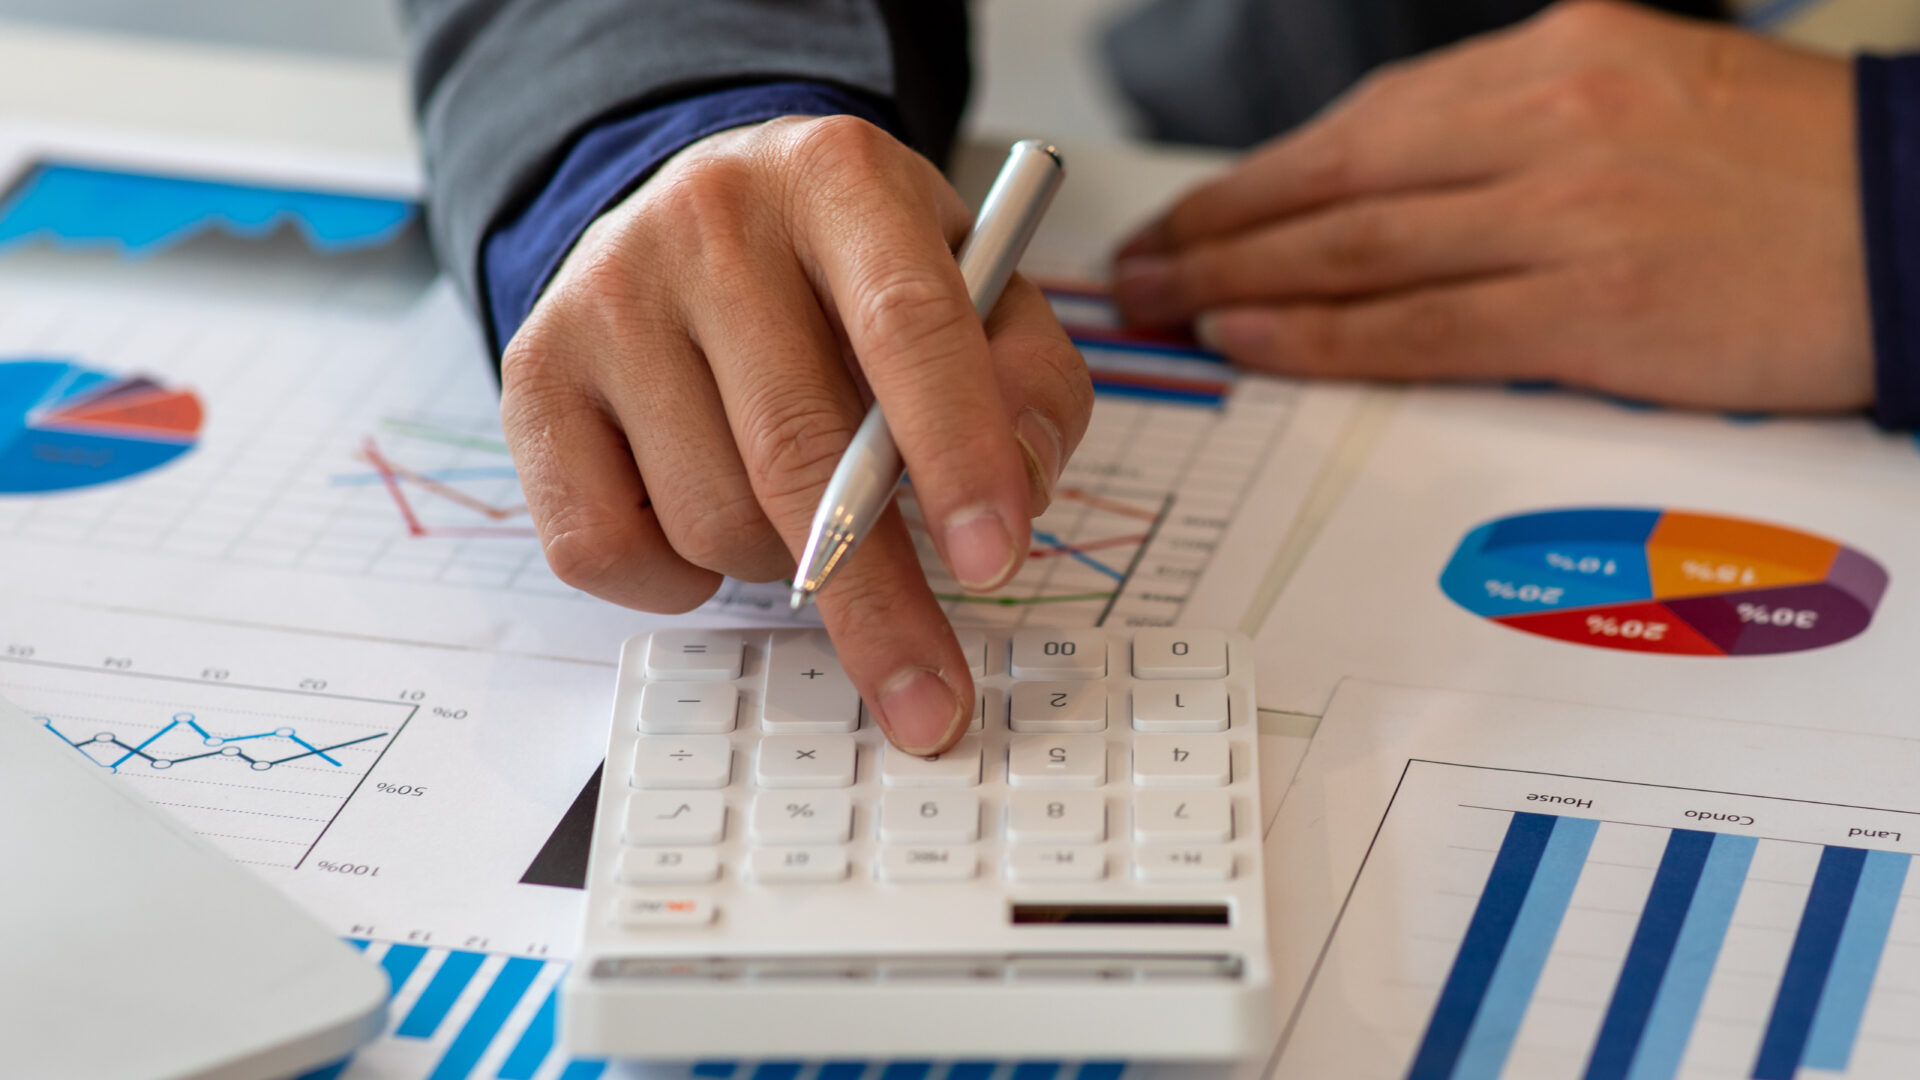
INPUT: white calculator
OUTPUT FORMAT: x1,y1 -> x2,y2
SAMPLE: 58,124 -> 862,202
564,627 -> 1272,1060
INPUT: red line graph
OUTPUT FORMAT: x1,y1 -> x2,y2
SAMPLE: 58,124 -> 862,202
361,437 -> 538,539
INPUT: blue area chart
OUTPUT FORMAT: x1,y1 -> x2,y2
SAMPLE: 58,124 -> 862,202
0,163 -> 416,256
0,359 -> 203,493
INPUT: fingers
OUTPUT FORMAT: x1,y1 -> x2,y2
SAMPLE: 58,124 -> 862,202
1196,270 -> 1580,384
683,238 -> 977,755
498,349 -> 720,612
1115,183 -> 1535,328
814,511 -> 974,755
791,120 -> 1036,593
982,274 -> 1094,513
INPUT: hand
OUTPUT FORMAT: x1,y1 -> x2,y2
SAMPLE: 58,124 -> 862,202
502,116 -> 1092,754
1113,0 -> 1871,413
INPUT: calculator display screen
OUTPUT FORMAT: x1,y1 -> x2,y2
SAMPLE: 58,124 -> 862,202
1010,903 -> 1230,926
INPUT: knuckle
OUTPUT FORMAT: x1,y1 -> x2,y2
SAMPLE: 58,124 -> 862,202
651,157 -> 761,249
1579,252 -> 1657,322
742,393 -> 855,508
1320,208 -> 1393,274
541,510 -> 642,595
668,490 -> 777,572
851,269 -> 974,367
785,113 -> 899,182
1536,0 -> 1632,42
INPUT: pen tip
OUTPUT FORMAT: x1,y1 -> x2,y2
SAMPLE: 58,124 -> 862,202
789,590 -> 809,612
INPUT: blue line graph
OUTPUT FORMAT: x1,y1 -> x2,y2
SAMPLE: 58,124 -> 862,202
1032,530 -> 1125,581
42,710 -> 387,773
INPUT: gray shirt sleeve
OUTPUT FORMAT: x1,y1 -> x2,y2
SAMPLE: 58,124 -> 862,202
401,0 -> 969,310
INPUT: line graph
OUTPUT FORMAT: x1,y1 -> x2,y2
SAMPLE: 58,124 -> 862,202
44,710 -> 388,772
2,657 -> 414,869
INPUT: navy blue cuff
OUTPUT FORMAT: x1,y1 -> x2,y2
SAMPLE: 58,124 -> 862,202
1859,55 -> 1920,428
481,81 -> 900,357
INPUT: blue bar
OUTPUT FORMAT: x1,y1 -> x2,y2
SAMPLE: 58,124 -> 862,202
397,950 -> 487,1039
692,1064 -> 739,1078
751,1064 -> 803,1080
429,957 -> 543,1080
381,944 -> 429,999
296,1061 -> 349,1080
1011,1065 -> 1061,1080
1583,830 -> 1715,1080
882,1065 -> 932,1080
345,939 -> 370,951
948,1063 -> 998,1080
1803,850 -> 1911,1071
1077,1064 -> 1126,1080
1455,816 -> 1599,1079
1627,834 -> 1757,1080
818,1063 -> 868,1080
558,1061 -> 607,1080
1753,846 -> 1869,1080
1406,812 -> 1559,1080
496,986 -> 557,1080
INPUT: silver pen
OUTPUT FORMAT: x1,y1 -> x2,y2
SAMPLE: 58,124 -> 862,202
791,139 -> 1066,611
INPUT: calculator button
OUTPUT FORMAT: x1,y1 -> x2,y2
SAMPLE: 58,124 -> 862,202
638,682 -> 738,734
1130,735 -> 1230,788
1010,629 -> 1107,679
956,629 -> 988,676
1134,847 -> 1234,882
1132,792 -> 1232,843
622,792 -> 726,845
755,735 -> 857,788
1007,735 -> 1107,788
644,631 -> 743,680
749,846 -> 849,883
763,630 -> 860,733
617,896 -> 715,928
1006,791 -> 1106,843
1130,629 -> 1228,679
1009,682 -> 1107,733
1007,847 -> 1106,882
630,736 -> 732,789
970,689 -> 990,733
1131,682 -> 1228,733
882,735 -> 982,787
879,792 -> 980,843
617,847 -> 721,884
877,846 -> 976,882
750,791 -> 852,844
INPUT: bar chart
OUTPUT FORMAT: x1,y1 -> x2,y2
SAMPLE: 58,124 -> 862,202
1277,761 -> 1920,1080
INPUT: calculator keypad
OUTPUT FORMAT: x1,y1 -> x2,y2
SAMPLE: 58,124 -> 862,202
598,628 -> 1256,928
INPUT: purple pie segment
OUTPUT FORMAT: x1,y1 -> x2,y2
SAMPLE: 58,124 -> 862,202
1664,582 -> 1876,656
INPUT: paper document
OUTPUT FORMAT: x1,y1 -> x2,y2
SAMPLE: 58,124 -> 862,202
1267,681 -> 1920,1080
1255,386 -> 1920,728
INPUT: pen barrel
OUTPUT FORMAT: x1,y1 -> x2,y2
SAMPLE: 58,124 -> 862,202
956,140 -> 1065,318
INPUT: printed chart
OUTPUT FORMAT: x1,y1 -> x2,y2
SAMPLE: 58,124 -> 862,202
2,654 -> 410,869
0,358 -> 202,491
1440,508 -> 1888,656
1278,756 -> 1920,1080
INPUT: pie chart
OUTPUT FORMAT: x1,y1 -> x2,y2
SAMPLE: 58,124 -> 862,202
0,359 -> 203,493
1440,507 -> 1888,656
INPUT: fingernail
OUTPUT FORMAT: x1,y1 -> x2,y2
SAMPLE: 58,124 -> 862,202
1194,311 -> 1223,354
1112,255 -> 1172,322
944,503 -> 1018,591
1013,408 -> 1064,511
877,666 -> 965,755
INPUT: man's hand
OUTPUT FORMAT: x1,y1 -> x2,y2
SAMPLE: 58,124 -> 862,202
503,115 -> 1092,754
1114,0 -> 1871,412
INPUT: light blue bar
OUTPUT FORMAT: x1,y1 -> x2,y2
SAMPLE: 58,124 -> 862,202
429,956 -> 543,1080
1803,850 -> 1911,1071
1626,834 -> 1757,1080
1454,816 -> 1600,1079
557,1061 -> 607,1080
496,986 -> 557,1080
397,951 -> 485,1039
